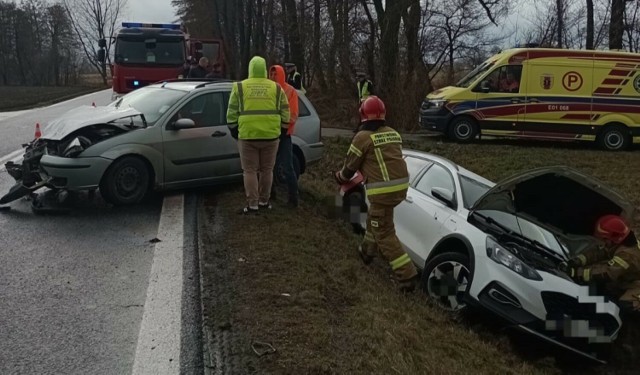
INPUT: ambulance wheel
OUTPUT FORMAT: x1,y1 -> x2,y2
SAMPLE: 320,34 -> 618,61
598,125 -> 630,151
448,116 -> 478,143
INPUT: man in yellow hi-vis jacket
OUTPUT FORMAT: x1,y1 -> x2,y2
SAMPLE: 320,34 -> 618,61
334,96 -> 418,292
227,56 -> 290,214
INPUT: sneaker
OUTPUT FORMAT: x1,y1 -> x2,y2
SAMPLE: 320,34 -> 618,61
258,201 -> 272,210
239,206 -> 259,215
358,245 -> 373,265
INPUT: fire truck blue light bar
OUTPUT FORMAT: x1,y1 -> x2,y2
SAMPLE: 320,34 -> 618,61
122,22 -> 181,30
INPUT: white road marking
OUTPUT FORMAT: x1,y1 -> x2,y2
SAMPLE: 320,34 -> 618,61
0,149 -> 24,173
132,193 -> 185,375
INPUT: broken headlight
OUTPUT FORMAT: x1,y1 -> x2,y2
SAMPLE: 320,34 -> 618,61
486,237 -> 542,281
63,136 -> 92,157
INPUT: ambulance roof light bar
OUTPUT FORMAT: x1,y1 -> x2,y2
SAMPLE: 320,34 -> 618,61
122,22 -> 181,30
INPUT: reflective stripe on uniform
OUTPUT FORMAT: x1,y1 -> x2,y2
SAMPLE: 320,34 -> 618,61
612,256 -> 630,269
348,144 -> 363,157
374,148 -> 390,181
583,268 -> 591,282
370,131 -> 402,146
237,82 -> 245,112
367,177 -> 409,192
390,253 -> 412,270
577,254 -> 587,266
367,183 -> 409,196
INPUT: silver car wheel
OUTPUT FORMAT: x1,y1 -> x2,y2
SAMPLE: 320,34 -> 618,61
426,260 -> 470,312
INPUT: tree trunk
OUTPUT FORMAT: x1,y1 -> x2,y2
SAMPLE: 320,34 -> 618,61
284,0 -> 303,70
312,0 -> 326,90
360,0 -> 376,81
556,0 -> 563,48
610,0 -> 625,50
586,0 -> 594,49
374,0 -> 409,101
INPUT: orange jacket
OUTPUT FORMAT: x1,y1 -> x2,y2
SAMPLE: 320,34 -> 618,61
270,65 -> 299,135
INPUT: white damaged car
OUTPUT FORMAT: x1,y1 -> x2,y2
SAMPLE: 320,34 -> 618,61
341,149 -> 634,362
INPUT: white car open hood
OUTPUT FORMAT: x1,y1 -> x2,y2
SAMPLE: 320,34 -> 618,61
469,166 -> 634,238
42,105 -> 144,141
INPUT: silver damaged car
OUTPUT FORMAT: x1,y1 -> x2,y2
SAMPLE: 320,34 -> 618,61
0,81 -> 324,206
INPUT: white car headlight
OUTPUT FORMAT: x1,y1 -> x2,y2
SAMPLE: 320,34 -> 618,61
486,237 -> 542,281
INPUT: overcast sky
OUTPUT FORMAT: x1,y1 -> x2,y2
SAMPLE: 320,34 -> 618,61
124,0 -> 177,24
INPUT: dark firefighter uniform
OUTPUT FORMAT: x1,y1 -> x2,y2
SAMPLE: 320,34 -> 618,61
569,236 -> 640,312
336,124 -> 418,287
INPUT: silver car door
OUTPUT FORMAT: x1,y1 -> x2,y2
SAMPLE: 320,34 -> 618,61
162,92 -> 241,184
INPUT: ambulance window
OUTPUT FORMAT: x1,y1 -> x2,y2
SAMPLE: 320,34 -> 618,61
478,65 -> 523,94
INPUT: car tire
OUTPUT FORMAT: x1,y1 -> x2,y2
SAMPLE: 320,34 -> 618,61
100,156 -> 150,206
274,152 -> 301,186
597,125 -> 630,151
447,116 -> 478,143
422,252 -> 472,312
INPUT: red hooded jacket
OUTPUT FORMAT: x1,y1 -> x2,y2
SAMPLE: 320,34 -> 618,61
270,65 -> 299,135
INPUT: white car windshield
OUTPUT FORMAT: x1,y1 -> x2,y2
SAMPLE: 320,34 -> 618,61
109,87 -> 187,125
478,209 -> 567,255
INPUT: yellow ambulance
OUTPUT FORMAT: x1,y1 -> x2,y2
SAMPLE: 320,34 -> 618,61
419,48 -> 640,150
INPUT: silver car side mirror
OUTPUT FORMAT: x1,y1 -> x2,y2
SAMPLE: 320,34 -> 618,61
173,118 -> 196,130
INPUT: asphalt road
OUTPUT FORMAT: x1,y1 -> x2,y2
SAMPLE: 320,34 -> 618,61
0,91 -> 201,374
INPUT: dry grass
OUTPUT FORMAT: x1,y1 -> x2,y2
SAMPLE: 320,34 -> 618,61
0,86 -> 104,112
200,187 -> 560,374
199,135 -> 640,374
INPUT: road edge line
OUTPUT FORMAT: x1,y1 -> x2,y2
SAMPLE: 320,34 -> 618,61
132,193 -> 185,375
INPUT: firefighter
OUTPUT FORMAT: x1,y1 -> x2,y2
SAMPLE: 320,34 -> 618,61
564,215 -> 640,312
334,96 -> 418,292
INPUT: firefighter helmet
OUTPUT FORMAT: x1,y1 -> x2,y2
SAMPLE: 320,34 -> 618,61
595,215 -> 630,244
359,95 -> 386,122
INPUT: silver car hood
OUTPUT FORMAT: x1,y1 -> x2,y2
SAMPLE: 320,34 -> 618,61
469,166 -> 634,238
42,105 -> 143,141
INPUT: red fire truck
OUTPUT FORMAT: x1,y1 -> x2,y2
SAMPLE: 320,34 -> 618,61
101,22 -> 224,100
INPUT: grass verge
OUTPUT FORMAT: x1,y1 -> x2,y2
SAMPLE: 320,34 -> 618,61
0,86 -> 106,112
199,135 -> 640,374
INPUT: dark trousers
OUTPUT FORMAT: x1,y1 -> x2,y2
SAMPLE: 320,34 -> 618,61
274,134 -> 299,204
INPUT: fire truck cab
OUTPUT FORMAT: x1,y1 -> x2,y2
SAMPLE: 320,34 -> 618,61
109,22 -> 187,100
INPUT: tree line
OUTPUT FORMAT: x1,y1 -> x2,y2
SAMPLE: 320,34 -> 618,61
0,0 -> 82,86
0,0 -> 126,87
172,0 -> 640,127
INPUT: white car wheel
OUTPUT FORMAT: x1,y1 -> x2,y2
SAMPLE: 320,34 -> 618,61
423,252 -> 471,312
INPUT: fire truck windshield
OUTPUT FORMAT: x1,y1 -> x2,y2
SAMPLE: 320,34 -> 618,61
115,38 -> 185,66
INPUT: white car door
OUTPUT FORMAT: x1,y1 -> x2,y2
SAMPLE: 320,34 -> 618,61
395,162 -> 456,268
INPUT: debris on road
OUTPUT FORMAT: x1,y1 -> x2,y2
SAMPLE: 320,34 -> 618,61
0,206 -> 11,212
149,238 -> 162,244
251,341 -> 276,357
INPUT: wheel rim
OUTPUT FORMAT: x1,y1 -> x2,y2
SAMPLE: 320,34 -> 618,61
115,165 -> 142,198
604,131 -> 624,149
426,260 -> 470,311
455,122 -> 472,139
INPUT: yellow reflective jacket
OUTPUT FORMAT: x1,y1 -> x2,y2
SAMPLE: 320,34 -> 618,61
226,56 -> 290,140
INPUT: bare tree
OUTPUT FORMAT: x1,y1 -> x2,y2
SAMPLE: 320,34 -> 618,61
63,0 -> 127,85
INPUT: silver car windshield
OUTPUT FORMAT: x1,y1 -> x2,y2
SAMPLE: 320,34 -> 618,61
110,87 -> 187,125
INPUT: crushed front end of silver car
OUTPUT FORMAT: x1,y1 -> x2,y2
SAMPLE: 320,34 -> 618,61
0,106 -> 146,205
